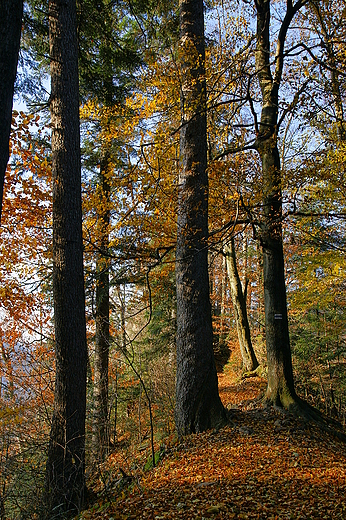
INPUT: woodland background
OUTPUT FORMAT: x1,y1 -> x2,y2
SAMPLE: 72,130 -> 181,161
0,0 -> 346,518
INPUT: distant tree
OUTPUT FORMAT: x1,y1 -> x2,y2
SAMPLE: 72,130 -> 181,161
0,0 -> 23,221
225,237 -> 259,372
175,0 -> 226,435
78,0 -> 143,461
43,0 -> 88,516
93,145 -> 111,462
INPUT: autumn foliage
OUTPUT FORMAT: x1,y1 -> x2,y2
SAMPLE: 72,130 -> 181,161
1,0 -> 346,517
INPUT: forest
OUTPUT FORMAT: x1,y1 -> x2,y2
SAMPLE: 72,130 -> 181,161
0,0 -> 346,518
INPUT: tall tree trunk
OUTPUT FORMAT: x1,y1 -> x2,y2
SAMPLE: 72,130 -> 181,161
255,0 -> 305,408
0,0 -> 23,221
91,13 -> 117,460
92,152 -> 110,461
225,237 -> 258,372
44,0 -> 87,516
175,0 -> 226,436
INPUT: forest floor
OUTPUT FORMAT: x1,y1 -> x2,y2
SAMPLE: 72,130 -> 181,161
80,355 -> 346,520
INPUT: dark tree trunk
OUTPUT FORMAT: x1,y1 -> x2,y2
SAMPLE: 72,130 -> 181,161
225,237 -> 259,372
255,0 -> 304,408
0,0 -> 23,221
90,15 -> 116,461
175,0 -> 226,436
44,0 -> 87,516
93,152 -> 110,461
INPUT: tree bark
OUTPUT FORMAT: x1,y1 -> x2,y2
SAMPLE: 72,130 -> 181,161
255,0 -> 303,408
44,0 -> 87,516
175,0 -> 226,436
0,0 -> 23,221
225,237 -> 258,372
93,152 -> 110,461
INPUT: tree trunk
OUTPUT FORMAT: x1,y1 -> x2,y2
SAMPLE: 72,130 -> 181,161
90,15 -> 120,460
0,0 -> 23,221
255,0 -> 301,408
256,241 -> 264,335
175,0 -> 226,436
92,152 -> 110,461
225,237 -> 258,372
112,362 -> 118,444
254,1 -> 345,425
44,0 -> 87,516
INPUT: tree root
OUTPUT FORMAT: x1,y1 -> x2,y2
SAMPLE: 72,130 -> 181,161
265,394 -> 346,442
241,364 -> 267,379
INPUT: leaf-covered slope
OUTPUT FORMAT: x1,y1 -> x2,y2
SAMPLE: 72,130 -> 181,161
80,365 -> 346,519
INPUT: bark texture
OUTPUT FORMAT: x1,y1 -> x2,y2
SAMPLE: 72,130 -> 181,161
44,0 -> 87,516
175,0 -> 226,436
0,0 -> 23,221
225,238 -> 258,372
255,0 -> 303,408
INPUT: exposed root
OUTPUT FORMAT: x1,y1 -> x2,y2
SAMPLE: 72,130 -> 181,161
241,365 -> 267,380
264,394 -> 346,442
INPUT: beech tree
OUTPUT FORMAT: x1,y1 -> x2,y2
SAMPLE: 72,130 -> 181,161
44,0 -> 87,516
175,0 -> 226,435
225,237 -> 259,372
253,0 -> 322,413
0,0 -> 23,221
254,0 -> 301,409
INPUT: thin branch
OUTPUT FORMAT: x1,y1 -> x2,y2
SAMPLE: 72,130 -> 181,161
278,79 -> 310,128
212,140 -> 257,160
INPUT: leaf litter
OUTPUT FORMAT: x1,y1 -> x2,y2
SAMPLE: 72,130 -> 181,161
79,363 -> 346,519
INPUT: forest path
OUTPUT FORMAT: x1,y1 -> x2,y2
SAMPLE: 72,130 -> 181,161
81,357 -> 346,520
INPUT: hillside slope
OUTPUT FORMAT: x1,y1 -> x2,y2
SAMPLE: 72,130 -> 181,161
79,362 -> 346,520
